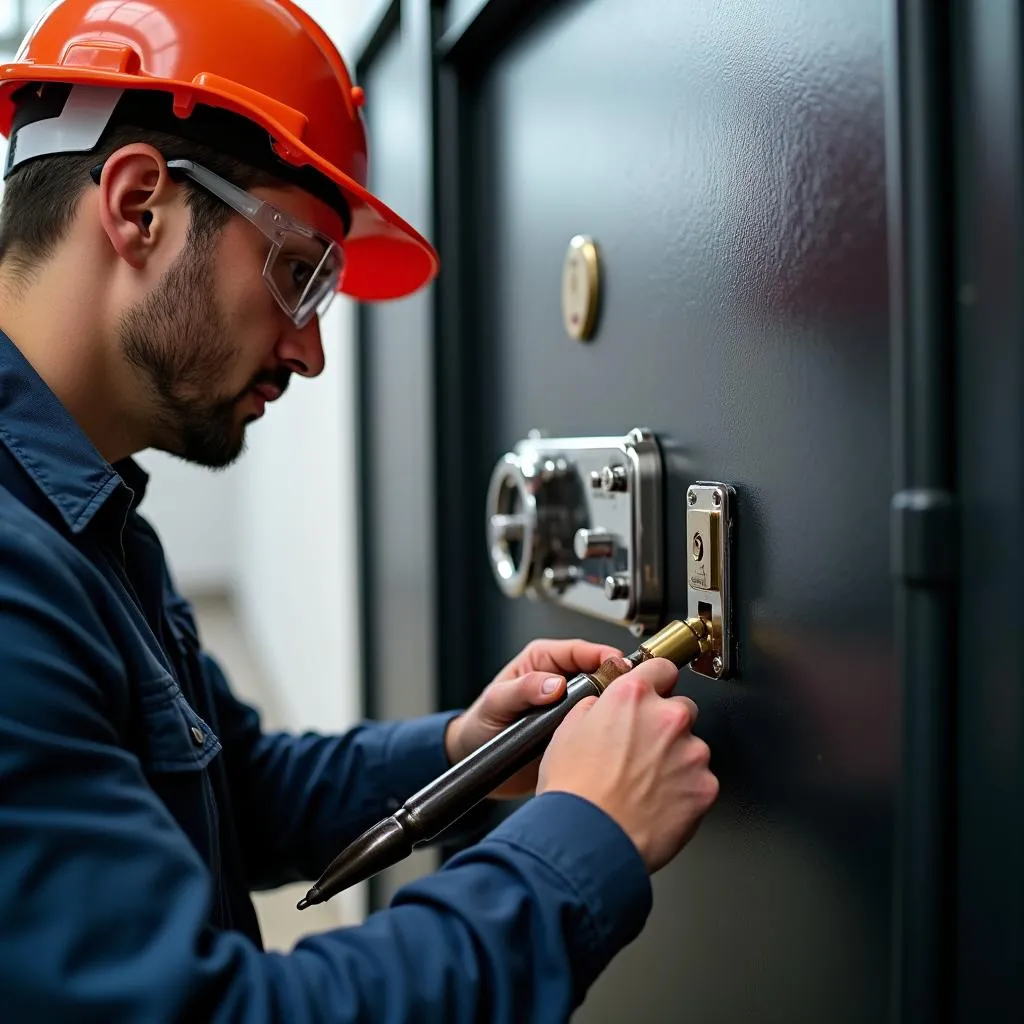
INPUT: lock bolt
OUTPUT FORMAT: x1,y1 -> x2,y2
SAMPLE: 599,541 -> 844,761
575,528 -> 615,560
543,565 -> 581,591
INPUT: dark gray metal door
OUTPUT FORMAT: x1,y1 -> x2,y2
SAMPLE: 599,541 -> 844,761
436,0 -> 902,1020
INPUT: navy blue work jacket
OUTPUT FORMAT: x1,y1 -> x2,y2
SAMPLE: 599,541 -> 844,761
0,332 -> 651,1022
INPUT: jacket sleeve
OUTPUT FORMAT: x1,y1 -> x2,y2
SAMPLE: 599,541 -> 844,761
0,523 -> 654,1024
203,650 -> 461,887
154,511 -> 465,888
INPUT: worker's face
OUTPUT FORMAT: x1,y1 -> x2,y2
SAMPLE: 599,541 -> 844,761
118,183 -> 337,468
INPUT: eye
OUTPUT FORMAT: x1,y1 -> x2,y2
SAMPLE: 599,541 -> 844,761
288,258 -> 316,295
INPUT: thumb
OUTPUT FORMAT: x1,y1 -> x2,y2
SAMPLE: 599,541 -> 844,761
480,672 -> 567,724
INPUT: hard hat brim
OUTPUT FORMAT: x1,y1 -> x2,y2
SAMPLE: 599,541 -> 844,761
0,66 -> 440,303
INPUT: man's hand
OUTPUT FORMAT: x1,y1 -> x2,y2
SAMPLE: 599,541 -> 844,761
444,638 -> 624,798
537,658 -> 719,874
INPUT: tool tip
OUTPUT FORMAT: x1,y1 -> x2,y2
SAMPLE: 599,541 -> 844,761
296,887 -> 322,911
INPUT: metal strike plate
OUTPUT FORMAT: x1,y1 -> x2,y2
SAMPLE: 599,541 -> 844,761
686,482 -> 735,679
486,428 -> 663,633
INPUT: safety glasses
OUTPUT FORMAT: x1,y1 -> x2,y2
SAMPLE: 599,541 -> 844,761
91,157 -> 345,329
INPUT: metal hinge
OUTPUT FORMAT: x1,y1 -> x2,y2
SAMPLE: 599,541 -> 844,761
891,489 -> 959,584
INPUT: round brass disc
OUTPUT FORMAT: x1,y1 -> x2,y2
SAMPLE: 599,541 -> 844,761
562,235 -> 601,341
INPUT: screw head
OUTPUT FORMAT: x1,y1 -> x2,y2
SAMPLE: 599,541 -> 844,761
712,489 -> 723,507
600,465 -> 628,492
712,655 -> 724,676
687,490 -> 698,506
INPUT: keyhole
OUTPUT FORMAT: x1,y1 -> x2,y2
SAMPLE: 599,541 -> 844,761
691,532 -> 704,561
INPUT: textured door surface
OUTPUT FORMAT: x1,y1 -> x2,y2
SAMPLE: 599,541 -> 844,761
463,1 -> 897,1020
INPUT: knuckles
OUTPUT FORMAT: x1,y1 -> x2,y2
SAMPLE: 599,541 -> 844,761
696,770 -> 720,810
661,700 -> 694,734
633,659 -> 680,696
522,639 -> 545,661
608,674 -> 651,705
688,735 -> 711,766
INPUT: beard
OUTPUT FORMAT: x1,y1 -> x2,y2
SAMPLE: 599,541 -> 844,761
118,232 -> 287,469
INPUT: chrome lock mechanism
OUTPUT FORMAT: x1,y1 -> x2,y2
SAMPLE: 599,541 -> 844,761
685,482 -> 735,679
486,428 -> 664,634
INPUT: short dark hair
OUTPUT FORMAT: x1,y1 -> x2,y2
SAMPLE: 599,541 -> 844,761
0,123 -> 280,277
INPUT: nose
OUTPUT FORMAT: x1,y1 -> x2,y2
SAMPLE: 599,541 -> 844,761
276,316 -> 326,378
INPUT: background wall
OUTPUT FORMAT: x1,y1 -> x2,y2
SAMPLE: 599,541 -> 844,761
232,292 -> 361,732
133,451 -> 240,595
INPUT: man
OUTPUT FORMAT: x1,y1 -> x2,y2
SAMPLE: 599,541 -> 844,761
0,1 -> 718,1020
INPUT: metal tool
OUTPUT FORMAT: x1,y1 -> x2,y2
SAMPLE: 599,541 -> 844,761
297,617 -> 712,910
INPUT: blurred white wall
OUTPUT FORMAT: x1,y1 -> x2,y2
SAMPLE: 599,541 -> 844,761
234,296 -> 361,732
230,0 -> 369,729
134,452 -> 240,594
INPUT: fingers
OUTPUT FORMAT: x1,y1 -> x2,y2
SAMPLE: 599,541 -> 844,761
615,656 -> 680,698
504,639 -> 626,678
670,694 -> 699,726
561,694 -> 599,727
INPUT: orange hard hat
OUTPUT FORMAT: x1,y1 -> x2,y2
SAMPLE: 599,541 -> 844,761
0,0 -> 439,302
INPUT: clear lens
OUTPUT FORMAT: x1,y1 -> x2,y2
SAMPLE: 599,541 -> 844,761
264,232 -> 344,328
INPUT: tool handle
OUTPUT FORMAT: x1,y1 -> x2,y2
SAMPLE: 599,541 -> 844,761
397,672 -> 602,846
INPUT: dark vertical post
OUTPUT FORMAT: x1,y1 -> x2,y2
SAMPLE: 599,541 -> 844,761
886,2 -> 958,1021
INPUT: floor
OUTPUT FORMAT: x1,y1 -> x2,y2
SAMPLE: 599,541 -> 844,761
188,593 -> 355,951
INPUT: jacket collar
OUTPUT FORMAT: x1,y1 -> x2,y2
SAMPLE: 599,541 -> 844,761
0,330 -> 148,534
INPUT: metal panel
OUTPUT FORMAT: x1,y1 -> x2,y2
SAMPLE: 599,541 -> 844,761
886,2 -> 959,1019
952,0 -> 1024,1018
355,0 -> 439,907
436,0 -> 903,1019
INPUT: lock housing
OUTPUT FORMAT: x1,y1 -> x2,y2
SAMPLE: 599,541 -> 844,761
486,427 -> 663,634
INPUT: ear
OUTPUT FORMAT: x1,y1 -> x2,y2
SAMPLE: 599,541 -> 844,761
94,145 -> 181,270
